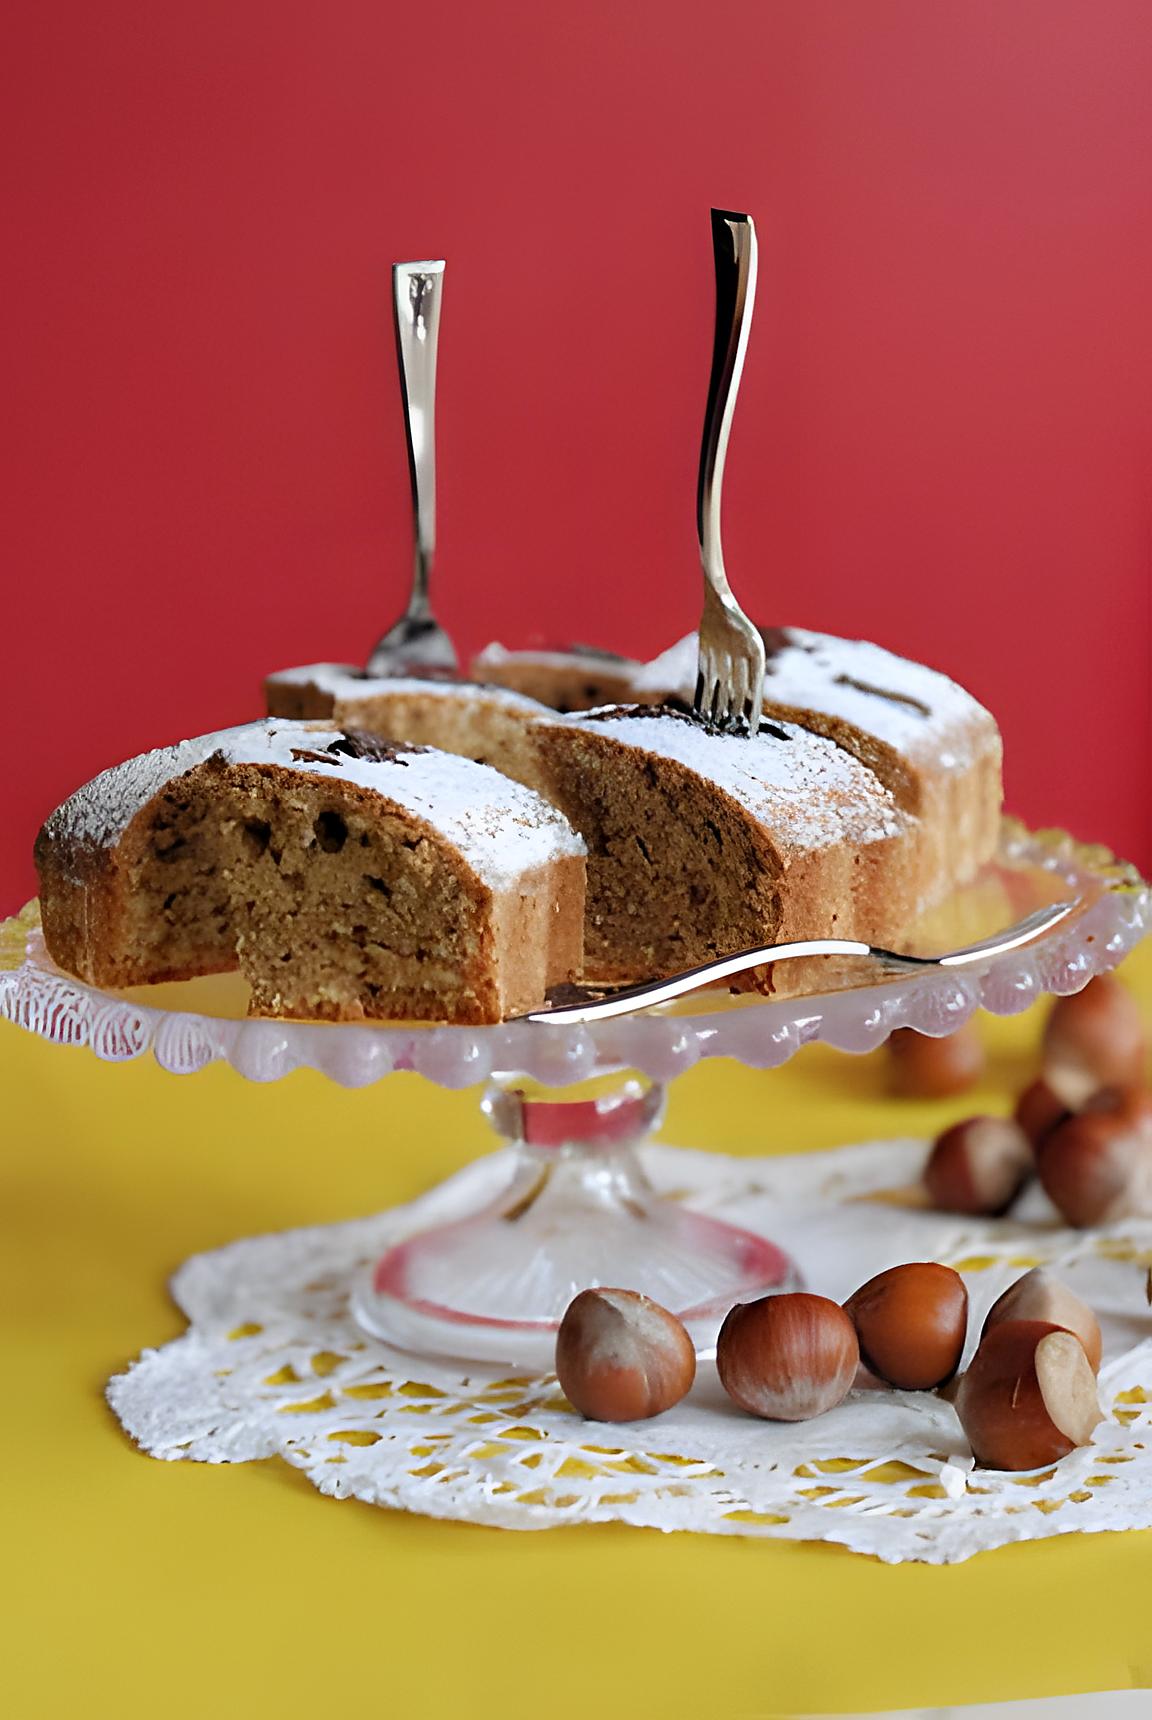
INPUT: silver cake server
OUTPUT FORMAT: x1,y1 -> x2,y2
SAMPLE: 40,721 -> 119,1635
520,899 -> 1079,1024
366,259 -> 458,679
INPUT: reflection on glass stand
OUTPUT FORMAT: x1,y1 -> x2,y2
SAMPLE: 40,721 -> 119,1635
2,825 -> 1148,1371
352,1071 -> 797,1368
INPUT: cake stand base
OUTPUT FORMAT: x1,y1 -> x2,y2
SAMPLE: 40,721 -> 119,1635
350,1075 -> 799,1369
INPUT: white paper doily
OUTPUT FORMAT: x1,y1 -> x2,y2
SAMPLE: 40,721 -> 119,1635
108,1139 -> 1152,1564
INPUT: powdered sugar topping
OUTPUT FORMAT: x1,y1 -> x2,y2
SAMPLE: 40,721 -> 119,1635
43,728 -> 249,860
551,707 -> 906,853
632,629 -> 998,768
43,721 -> 585,891
266,663 -> 549,719
472,641 -> 637,677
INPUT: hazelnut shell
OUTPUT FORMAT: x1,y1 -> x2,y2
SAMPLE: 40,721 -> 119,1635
888,1024 -> 984,1099
980,1268 -> 1102,1372
1014,1076 -> 1072,1149
555,1288 -> 695,1422
716,1292 -> 859,1422
955,1319 -> 1103,1470
1035,1088 -> 1152,1227
843,1262 -> 968,1390
1043,976 -> 1146,1106
924,1116 -> 1033,1215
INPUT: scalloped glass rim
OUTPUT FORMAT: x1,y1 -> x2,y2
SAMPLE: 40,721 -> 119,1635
2,821 -> 1147,1091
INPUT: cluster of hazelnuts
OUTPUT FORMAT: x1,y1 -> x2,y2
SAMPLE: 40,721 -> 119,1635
554,975 -> 1149,1473
913,974 -> 1151,1227
555,1262 -> 1104,1472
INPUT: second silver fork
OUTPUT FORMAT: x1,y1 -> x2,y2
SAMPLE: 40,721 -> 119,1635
366,259 -> 458,680
694,208 -> 766,735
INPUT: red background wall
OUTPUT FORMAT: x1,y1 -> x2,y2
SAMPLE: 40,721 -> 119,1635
4,0 -> 1150,908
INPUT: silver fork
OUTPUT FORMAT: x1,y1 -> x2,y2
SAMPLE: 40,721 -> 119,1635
693,209 -> 766,735
521,900 -> 1078,1023
366,260 -> 459,679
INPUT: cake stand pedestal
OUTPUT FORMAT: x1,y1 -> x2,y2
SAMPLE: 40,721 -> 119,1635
352,1074 -> 797,1364
3,821 -> 1148,1370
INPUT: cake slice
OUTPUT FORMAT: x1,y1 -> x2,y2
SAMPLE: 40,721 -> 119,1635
469,641 -> 644,713
631,627 -> 1002,889
528,705 -> 918,991
35,721 -> 586,1024
264,663 -> 549,789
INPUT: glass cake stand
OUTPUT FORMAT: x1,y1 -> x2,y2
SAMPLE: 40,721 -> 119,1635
2,822 -> 1148,1369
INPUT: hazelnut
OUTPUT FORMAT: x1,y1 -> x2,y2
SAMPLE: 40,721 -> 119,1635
888,1024 -> 984,1098
555,1288 -> 695,1421
955,1319 -> 1103,1470
924,1116 -> 1033,1215
1014,1076 -> 1072,1149
981,1268 -> 1102,1372
1043,975 -> 1146,1107
1034,1086 -> 1152,1227
716,1293 -> 859,1421
843,1262 -> 968,1390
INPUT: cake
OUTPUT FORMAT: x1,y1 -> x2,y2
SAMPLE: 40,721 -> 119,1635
34,721 -> 587,1024
258,623 -> 1002,999
527,704 -> 919,991
630,627 -> 1002,890
273,629 -> 1002,902
468,642 -> 643,713
40,649 -> 1000,1013
264,663 -> 549,790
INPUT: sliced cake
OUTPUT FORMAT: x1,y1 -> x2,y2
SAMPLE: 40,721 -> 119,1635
264,662 -> 548,789
469,642 -> 644,713
631,627 -> 1002,889
35,721 -> 586,1024
527,705 -> 919,991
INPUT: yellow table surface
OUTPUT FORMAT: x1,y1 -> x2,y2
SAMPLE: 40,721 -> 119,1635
3,943 -> 1152,1720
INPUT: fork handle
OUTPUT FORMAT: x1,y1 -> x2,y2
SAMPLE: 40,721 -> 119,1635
393,260 -> 444,619
696,210 -> 757,595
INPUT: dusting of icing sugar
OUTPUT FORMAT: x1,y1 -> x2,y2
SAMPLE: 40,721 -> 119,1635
43,728 -> 249,860
43,720 -> 585,892
549,707 -> 906,854
780,628 -> 997,765
472,641 -> 638,676
631,629 -> 998,768
265,663 -> 549,719
264,662 -> 364,686
630,635 -> 700,698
